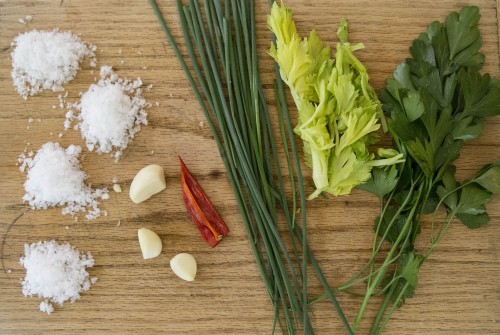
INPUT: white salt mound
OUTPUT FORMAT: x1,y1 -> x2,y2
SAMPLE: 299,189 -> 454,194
20,240 -> 95,315
69,65 -> 147,160
20,142 -> 109,220
11,29 -> 96,99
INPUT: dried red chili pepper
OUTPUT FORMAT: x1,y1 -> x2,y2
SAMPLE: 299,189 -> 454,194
180,157 -> 229,247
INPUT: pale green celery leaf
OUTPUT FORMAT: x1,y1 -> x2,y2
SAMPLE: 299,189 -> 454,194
269,4 -> 394,198
267,2 -> 298,45
369,153 -> 405,167
295,98 -> 316,127
336,109 -> 380,154
330,72 -> 358,115
309,145 -> 331,194
337,18 -> 349,44
326,149 -> 372,196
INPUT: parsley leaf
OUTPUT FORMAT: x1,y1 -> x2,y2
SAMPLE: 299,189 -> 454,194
357,165 -> 398,198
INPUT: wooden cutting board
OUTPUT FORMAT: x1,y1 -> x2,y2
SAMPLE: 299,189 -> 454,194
0,1 -> 498,334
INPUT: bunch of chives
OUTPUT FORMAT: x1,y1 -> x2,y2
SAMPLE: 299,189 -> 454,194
149,1 -> 352,333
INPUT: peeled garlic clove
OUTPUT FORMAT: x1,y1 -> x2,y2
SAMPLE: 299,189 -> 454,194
129,164 -> 166,204
138,228 -> 162,259
170,253 -> 197,282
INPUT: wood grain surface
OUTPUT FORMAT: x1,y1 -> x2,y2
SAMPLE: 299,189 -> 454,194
0,1 -> 499,334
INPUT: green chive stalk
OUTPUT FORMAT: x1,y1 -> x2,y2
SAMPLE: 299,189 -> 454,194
149,0 -> 352,334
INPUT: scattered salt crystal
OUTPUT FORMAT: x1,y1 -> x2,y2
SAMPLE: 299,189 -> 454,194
18,18 -> 25,24
65,226 -> 69,230
73,125 -> 79,130
155,102 -> 160,107
73,66 -> 148,161
6,269 -> 12,274
19,142 -> 109,220
49,132 -> 53,136
91,277 -> 97,284
26,126 -> 30,130
116,220 -> 121,227
58,133 -> 63,138
52,105 -> 56,109
112,177 -> 118,183
118,49 -> 122,55
142,66 -> 147,70
40,300 -> 54,315
120,60 -> 124,65
20,240 -> 95,315
11,30 -> 96,99
113,184 -> 122,193
27,118 -> 33,123
25,15 -> 33,22
147,84 -> 153,90
199,120 -> 204,128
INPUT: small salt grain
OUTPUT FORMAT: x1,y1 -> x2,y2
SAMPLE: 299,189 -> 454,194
155,102 -> 160,107
58,133 -> 63,138
147,84 -> 153,90
6,269 -> 12,274
18,18 -> 25,24
199,120 -> 204,128
52,105 -> 56,109
40,300 -> 54,315
142,66 -> 147,70
118,49 -> 122,55
65,226 -> 69,230
49,132 -> 53,136
27,118 -> 33,123
120,60 -> 124,65
116,220 -> 121,227
113,184 -> 122,193
26,126 -> 30,130
25,15 -> 33,22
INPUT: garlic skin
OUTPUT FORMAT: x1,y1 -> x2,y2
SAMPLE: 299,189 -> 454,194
170,253 -> 197,282
138,228 -> 162,259
129,164 -> 166,203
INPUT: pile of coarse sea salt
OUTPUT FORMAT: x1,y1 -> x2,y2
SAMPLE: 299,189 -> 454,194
20,240 -> 96,314
65,65 -> 148,160
19,142 -> 109,220
11,29 -> 96,99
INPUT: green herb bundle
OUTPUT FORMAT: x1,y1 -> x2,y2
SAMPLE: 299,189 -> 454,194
148,1 -> 352,333
352,6 -> 500,333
